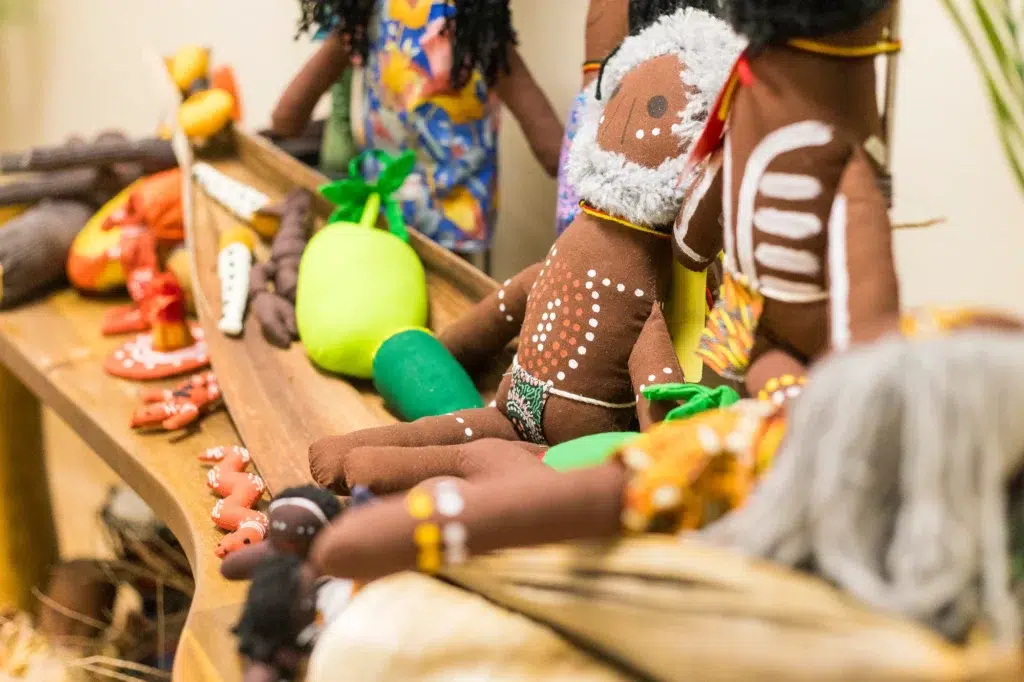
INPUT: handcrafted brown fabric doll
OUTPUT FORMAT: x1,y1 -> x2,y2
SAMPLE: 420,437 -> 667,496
673,0 -> 902,406
309,8 -> 743,492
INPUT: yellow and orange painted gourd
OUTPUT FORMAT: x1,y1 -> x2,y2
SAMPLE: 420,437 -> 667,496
66,183 -> 138,292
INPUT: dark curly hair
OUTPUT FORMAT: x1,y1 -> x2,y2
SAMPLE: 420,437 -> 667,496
233,554 -> 307,665
275,484 -> 344,521
720,0 -> 890,48
628,0 -> 723,34
297,0 -> 517,88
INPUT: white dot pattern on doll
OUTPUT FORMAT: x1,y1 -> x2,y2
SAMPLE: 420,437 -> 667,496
664,368 -> 673,375
697,425 -> 721,452
518,254 -> 648,389
464,427 -> 473,438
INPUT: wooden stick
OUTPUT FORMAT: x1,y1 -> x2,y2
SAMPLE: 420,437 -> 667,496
0,137 -> 176,174
0,168 -> 100,206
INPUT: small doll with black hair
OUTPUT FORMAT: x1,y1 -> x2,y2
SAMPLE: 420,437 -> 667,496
273,0 -> 564,254
233,554 -> 320,682
555,0 -> 725,236
220,484 -> 343,580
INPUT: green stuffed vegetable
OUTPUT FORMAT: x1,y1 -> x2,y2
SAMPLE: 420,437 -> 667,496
295,150 -> 482,420
540,384 -> 742,472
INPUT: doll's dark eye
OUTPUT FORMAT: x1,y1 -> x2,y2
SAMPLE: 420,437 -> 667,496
647,95 -> 668,118
243,538 -> 251,544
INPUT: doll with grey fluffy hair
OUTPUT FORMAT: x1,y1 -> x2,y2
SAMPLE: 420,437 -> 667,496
308,7 -> 742,496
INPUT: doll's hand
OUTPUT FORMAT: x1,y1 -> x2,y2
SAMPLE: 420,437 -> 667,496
251,291 -> 298,348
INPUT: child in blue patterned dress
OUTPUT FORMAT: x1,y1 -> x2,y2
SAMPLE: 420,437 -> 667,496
273,0 -> 563,255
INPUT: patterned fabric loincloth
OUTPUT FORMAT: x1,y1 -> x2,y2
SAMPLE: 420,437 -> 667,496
505,359 -> 550,445
698,270 -> 764,381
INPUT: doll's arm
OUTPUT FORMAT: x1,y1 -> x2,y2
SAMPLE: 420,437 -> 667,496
673,156 -> 725,272
493,49 -> 564,177
437,262 -> 541,374
271,32 -> 350,138
583,0 -> 629,87
825,147 -> 901,354
629,304 -> 686,430
309,463 -> 625,582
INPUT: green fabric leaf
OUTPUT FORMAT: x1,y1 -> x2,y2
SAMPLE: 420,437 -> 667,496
320,148 -> 413,237
377,150 -> 417,194
383,199 -> 409,242
642,383 -> 741,422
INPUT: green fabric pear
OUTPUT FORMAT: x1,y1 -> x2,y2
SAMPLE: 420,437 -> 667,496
296,151 -> 428,379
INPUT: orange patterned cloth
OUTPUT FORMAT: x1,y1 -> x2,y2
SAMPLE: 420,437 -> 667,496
617,401 -> 783,534
698,271 -> 764,380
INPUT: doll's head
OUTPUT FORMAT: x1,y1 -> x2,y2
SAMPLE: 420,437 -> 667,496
567,7 -> 741,227
233,554 -> 319,672
297,0 -> 516,88
268,485 -> 344,558
720,0 -> 890,48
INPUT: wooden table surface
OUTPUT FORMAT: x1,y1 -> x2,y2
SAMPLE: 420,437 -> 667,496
0,287 -> 249,681
0,130 -> 507,682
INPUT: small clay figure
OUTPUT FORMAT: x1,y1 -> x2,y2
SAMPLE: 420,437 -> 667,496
0,199 -> 93,309
220,484 -> 342,579
131,372 -> 223,431
233,554 -> 321,682
198,446 -> 269,558
249,189 -> 313,348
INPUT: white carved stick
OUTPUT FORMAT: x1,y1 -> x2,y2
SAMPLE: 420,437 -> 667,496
217,237 -> 252,336
193,162 -> 271,223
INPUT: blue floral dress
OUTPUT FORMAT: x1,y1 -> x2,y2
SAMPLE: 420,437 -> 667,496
349,0 -> 500,254
555,90 -> 588,236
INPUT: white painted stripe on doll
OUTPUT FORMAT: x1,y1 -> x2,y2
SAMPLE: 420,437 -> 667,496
754,243 -> 821,276
722,141 -> 738,274
758,276 -> 828,303
268,497 -> 329,525
736,121 -> 834,286
828,194 -> 851,351
674,154 -> 721,265
759,173 -> 822,201
753,208 -> 822,240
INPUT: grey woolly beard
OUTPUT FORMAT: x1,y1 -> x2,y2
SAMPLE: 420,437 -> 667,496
566,119 -> 693,228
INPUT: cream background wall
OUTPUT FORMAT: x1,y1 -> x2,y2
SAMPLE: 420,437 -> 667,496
1,0 -> 1021,307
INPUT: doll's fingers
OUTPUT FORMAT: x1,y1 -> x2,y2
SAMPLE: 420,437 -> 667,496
309,500 -> 419,581
220,543 -> 273,580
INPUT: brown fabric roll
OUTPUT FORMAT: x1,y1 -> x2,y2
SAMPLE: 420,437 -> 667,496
0,199 -> 92,309
0,136 -> 176,175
